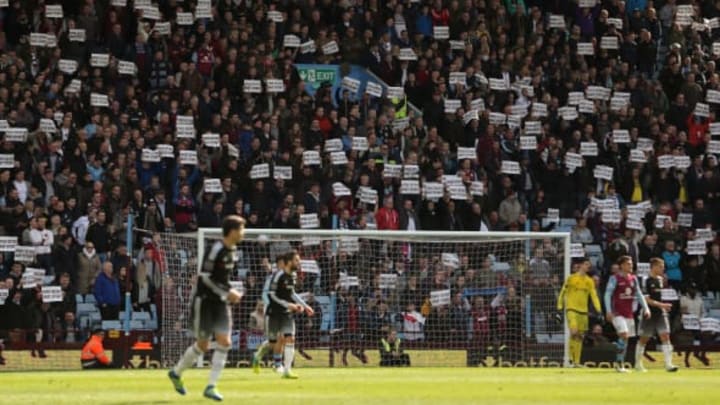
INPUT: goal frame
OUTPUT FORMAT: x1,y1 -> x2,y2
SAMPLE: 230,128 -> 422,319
196,227 -> 572,367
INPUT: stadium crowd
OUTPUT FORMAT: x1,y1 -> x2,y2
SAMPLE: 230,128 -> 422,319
1,0 -> 720,365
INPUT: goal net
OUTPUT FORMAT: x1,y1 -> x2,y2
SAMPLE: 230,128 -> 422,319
159,229 -> 570,368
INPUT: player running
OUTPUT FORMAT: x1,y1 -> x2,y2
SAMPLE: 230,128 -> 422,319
252,255 -> 285,374
635,257 -> 678,372
168,216 -> 245,401
556,257 -> 601,367
266,250 -> 314,379
604,255 -> 650,373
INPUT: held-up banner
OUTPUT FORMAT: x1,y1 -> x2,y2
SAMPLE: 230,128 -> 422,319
90,53 -> 110,68
612,129 -> 630,143
202,133 -> 221,148
0,236 -> 17,252
179,150 -> 198,165
299,214 -> 319,229
42,286 -> 63,303
433,26 -> 449,39
203,178 -> 222,193
580,141 -> 598,156
366,82 -> 383,97
400,180 -> 420,195
686,240 -> 707,256
430,289 -> 451,307
636,262 -> 651,277
341,77 -> 361,94
6,127 -> 28,141
15,246 -> 36,263
157,144 -> 174,158
422,182 -> 444,200
250,163 -> 270,179
501,160 -> 521,175
441,253 -> 460,268
570,243 -> 585,258
243,80 -> 262,94
332,182 -> 352,197
660,288 -> 679,301
0,154 -> 14,168
330,151 -> 348,165
265,79 -> 285,93
303,150 -> 321,166
141,149 -> 161,163
300,260 -> 320,274
351,136 -> 368,151
677,213 -> 693,228
379,274 -> 398,290
58,59 -> 78,74
593,165 -> 613,181
274,166 -> 292,180
564,152 -> 583,170
682,315 -> 700,330
90,93 -> 110,107
457,147 -> 476,160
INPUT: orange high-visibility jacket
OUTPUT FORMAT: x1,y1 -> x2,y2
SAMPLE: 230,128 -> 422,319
81,335 -> 110,365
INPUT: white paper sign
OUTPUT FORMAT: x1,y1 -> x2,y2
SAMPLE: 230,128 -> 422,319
352,136 -> 368,151
695,103 -> 710,117
593,165 -> 613,180
501,160 -> 521,175
386,87 -> 404,99
696,228 -> 714,242
707,140 -> 720,154
0,154 -> 14,168
0,288 -> 7,304
687,240 -> 708,256
579,0 -> 597,6
330,151 -> 348,165
463,110 -> 479,125
441,253 -> 460,268
303,150 -> 321,166
274,166 -> 292,180
118,60 -> 137,75
577,42 -> 594,55
654,214 -> 670,229
283,34 -> 301,48
366,82 -> 383,97
423,182 -> 444,200
299,260 -> 320,274
69,29 -> 85,42
626,217 -> 644,231
203,178 -> 222,193
600,36 -> 619,50
45,4 -> 63,18
90,93 -> 109,107
267,10 -> 284,23
383,164 -> 402,178
660,288 -> 679,301
339,274 -> 360,288
42,286 -> 63,303
570,243 -> 585,258
489,112 -> 507,126
457,147 -> 476,161
202,133 -> 220,148
682,315 -> 700,330
398,48 -> 418,61
559,106 -> 579,121
700,318 -> 720,333
549,15 -> 565,29
243,80 -> 262,94
470,182 -> 484,196
0,236 -> 17,252
674,155 -> 691,169
433,26 -> 449,39
546,208 -> 560,224
471,98 -> 485,111
444,99 -> 461,114
157,144 -> 174,158
612,129 -> 630,144
324,138 -> 343,153
580,141 -> 598,156
519,136 -> 537,150
299,214 -> 319,229
179,150 -> 198,165
57,59 -> 77,76
711,123 -> 720,135
154,22 -> 171,35
379,274 -> 398,290
400,180 -> 420,195
341,77 -> 361,94
449,40 -> 465,50
489,78 -> 508,91
322,41 -> 339,55
565,152 -> 583,170
677,213 -> 693,228
250,163 -> 270,179
6,127 -> 28,142
300,40 -> 316,54
707,90 -> 720,104
176,124 -> 196,139
358,187 -> 378,205
637,137 -> 654,152
90,53 -> 110,67
524,121 -> 542,135
430,289 -> 451,307
449,72 -> 466,85
141,148 -> 161,163
332,182 -> 351,197
177,12 -> 194,25
607,18 -> 623,29
531,103 -> 548,117
602,208 -> 622,224
578,99 -> 595,114
15,246 -> 36,263
265,79 -> 285,93
568,92 -> 585,105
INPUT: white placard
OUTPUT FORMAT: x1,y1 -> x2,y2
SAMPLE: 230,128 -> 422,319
69,29 -> 85,42
600,36 -> 619,50
696,228 -> 714,242
112,0 -> 127,5
444,99 -> 461,114
30,33 -> 49,47
423,182 -> 444,200
674,155 -> 691,169
449,40 -> 465,50
398,48 -> 417,61
299,260 -> 320,274
430,289 -> 451,306
383,164 -> 402,178
6,127 -> 28,142
283,34 -> 301,48
400,180 -> 420,195
332,182 -> 351,197
433,26 -> 449,39
660,288 -> 679,301
579,0 -> 597,6
510,104 -> 528,117
42,286 -> 63,303
612,129 -> 630,144
339,237 -> 360,253
707,90 -> 720,104
687,240 -> 707,256
708,140 -> 720,154
524,121 -> 542,135
393,118 -> 410,132
626,217 -> 644,231
359,187 -> 378,205
447,184 -> 467,201
602,208 -> 622,224
141,6 -> 160,20
546,208 -> 560,224
714,43 -> 720,56
177,12 -> 194,25
449,72 -> 466,85
695,103 -> 710,117
45,4 -> 63,18
203,178 -> 222,193
441,253 -> 460,268
607,18 -> 623,29
340,77 -> 361,94
559,106 -> 579,121
90,53 -> 110,67
682,315 -> 700,330
0,288 -> 7,304
227,144 -> 239,159
593,165 -> 613,180
366,82 -> 383,97
339,274 -> 360,288
267,10 -> 284,23
0,236 -> 17,252
654,214 -> 670,229
471,98 -> 485,111
519,136 -> 537,150
564,152 -> 583,169
549,14 -> 565,29
228,281 -> 244,293
351,136 -> 368,151
578,99 -> 595,114
677,213 -> 693,228
0,120 -> 8,131
580,141 -> 598,156
463,110 -> 479,125
250,163 -> 270,179
322,41 -> 339,55
330,151 -> 348,165
274,166 -> 292,180
570,243 -> 585,258
577,42 -> 594,55
489,78 -> 508,91
403,165 -> 419,179
265,78 -> 285,93
243,80 -> 262,94
507,114 -> 522,129
179,150 -> 198,165
501,160 -> 521,175
636,137 -> 654,152
489,112 -> 507,126
141,148 -> 161,163
386,86 -> 404,99
379,274 -> 398,290
202,133 -> 220,148
470,181 -> 484,196
0,154 -> 14,168
118,60 -> 137,75
610,97 -> 629,111
15,246 -> 36,263
711,123 -> 720,135
568,92 -> 585,105
531,102 -> 548,117
324,138 -> 343,152
21,270 -> 38,288
303,150 -> 321,166
700,318 -> 720,333
90,93 -> 109,107
176,115 -> 194,126
176,124 -> 196,139
300,40 -> 316,54
154,21 -> 171,35
299,214 -> 320,229
456,147 -> 475,161
157,144 -> 174,158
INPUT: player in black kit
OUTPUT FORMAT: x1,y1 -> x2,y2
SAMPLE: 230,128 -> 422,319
169,216 -> 245,401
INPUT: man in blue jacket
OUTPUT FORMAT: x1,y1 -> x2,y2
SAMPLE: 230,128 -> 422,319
94,262 -> 121,320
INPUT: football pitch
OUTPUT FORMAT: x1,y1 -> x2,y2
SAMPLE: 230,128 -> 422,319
2,367 -> 719,405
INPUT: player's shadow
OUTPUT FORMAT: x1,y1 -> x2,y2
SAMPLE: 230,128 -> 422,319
107,402 -> 172,405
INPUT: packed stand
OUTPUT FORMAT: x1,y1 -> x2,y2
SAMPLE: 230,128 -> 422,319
0,0 -> 720,364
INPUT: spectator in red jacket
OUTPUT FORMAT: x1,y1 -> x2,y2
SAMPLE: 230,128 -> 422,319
375,196 -> 399,231
686,113 -> 711,148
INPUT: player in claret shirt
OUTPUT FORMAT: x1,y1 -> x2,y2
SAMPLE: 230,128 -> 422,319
604,256 -> 650,373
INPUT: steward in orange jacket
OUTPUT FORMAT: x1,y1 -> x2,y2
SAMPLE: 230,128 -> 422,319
81,329 -> 112,369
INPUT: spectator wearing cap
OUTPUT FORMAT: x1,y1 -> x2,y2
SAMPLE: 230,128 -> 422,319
143,198 -> 165,233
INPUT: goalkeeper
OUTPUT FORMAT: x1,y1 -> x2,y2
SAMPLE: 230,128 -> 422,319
556,257 -> 601,367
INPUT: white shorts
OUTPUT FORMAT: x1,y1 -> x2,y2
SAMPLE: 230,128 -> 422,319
612,316 -> 636,337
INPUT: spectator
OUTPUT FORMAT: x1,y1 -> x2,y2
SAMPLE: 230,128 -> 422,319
94,263 -> 120,320
131,263 -> 156,313
399,303 -> 425,342
375,196 -> 399,231
248,301 -> 265,333
379,329 -> 410,367
81,329 -> 112,369
77,242 -> 101,295
662,240 -> 683,290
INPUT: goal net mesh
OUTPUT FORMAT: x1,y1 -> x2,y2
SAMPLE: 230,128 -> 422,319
159,229 -> 569,368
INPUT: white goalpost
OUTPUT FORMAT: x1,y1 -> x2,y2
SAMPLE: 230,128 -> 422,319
159,228 -> 571,368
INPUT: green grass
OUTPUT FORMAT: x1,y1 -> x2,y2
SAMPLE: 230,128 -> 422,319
2,367 -> 719,405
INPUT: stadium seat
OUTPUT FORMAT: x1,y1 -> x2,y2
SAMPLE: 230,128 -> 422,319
42,276 -> 54,286
75,294 -> 84,303
89,312 -> 102,322
84,294 -> 96,304
79,316 -> 90,329
130,320 -> 145,330
559,218 -> 577,228
76,303 -> 97,315
146,319 -> 158,330
132,311 -> 151,321
709,309 -> 720,319
150,303 -> 158,317
101,320 -> 122,330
